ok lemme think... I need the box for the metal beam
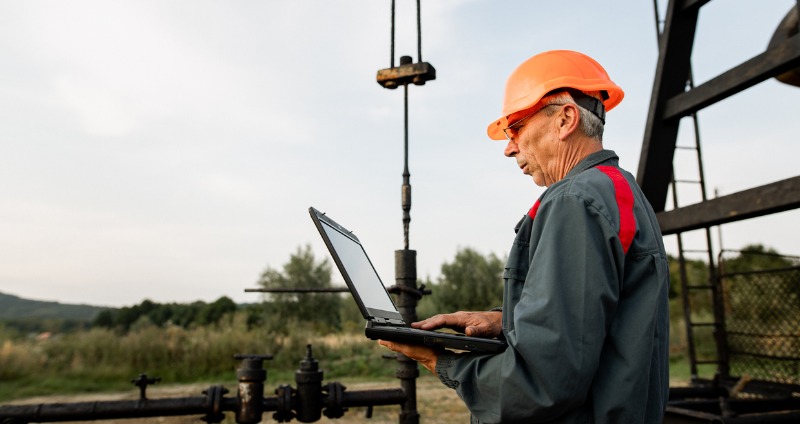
[637,0,701,212]
[681,0,711,12]
[657,176,800,235]
[663,33,800,120]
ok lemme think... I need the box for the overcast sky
[2,1,799,307]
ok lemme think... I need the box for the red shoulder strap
[526,166,636,254]
[527,199,541,220]
[596,165,636,254]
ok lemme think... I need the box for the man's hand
[378,311,502,374]
[378,340,440,373]
[412,311,502,338]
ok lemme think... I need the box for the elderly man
[380,50,670,423]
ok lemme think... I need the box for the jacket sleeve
[435,193,624,423]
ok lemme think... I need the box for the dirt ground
[1,376,469,424]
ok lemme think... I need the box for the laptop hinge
[372,317,405,326]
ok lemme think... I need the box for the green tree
[92,309,115,328]
[256,245,342,334]
[720,244,797,274]
[197,296,237,326]
[429,247,505,313]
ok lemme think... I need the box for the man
[380,50,670,423]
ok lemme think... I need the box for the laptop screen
[317,218,398,313]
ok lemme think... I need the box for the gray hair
[541,90,605,141]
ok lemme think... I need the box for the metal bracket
[131,373,161,400]
[377,56,436,89]
[387,283,431,300]
[201,385,229,423]
[322,382,348,419]
[273,385,295,423]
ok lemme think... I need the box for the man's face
[503,105,558,187]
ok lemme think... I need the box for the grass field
[1,310,699,422]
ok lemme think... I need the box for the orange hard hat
[486,50,624,140]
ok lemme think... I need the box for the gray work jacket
[436,150,670,423]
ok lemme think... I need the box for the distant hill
[0,291,106,321]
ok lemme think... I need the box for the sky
[2,1,799,308]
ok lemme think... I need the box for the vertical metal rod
[685,70,728,379]
[652,0,662,45]
[402,82,411,250]
[416,0,422,62]
[390,0,396,67]
[715,188,724,251]
[672,176,699,379]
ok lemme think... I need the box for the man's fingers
[413,311,502,338]
[414,313,465,330]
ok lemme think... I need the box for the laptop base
[365,322,507,354]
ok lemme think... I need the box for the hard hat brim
[485,50,624,141]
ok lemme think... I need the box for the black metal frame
[645,0,800,422]
[639,0,800,218]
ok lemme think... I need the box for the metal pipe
[244,287,349,293]
[394,249,420,424]
[0,396,237,423]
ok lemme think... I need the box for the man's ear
[556,103,580,141]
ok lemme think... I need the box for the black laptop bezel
[309,206,508,354]
[308,207,405,324]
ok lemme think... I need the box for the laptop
[309,206,507,354]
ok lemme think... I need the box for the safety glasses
[502,104,561,142]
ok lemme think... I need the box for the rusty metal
[376,59,436,89]
[0,346,408,424]
[234,354,270,424]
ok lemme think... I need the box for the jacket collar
[564,149,619,179]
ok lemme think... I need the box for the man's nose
[504,139,518,157]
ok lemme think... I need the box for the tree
[429,247,505,313]
[197,296,237,326]
[256,244,342,333]
[92,309,115,328]
[720,244,797,274]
